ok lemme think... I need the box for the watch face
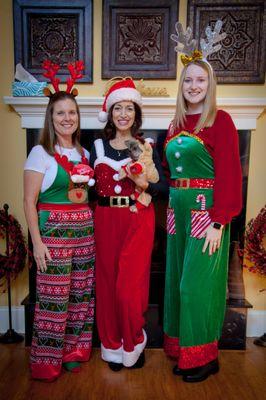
[213,222,222,229]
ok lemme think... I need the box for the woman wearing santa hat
[89,77,168,371]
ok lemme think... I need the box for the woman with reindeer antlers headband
[89,77,168,371]
[23,61,95,382]
[163,21,242,382]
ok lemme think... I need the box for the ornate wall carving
[13,0,93,82]
[102,0,179,79]
[187,0,266,83]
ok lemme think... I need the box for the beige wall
[0,0,265,308]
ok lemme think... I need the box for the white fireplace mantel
[3,96,266,130]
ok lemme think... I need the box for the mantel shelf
[3,96,266,130]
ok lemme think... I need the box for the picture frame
[102,0,179,79]
[187,0,266,84]
[13,0,93,83]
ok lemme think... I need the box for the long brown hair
[173,60,217,133]
[103,102,143,140]
[39,91,82,155]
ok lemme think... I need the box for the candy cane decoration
[196,194,206,210]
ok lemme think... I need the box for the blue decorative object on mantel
[12,81,47,96]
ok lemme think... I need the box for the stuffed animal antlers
[171,20,227,66]
[42,60,85,97]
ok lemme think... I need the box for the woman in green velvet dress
[163,59,242,382]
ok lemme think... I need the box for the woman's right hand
[33,242,52,272]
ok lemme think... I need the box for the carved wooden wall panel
[102,0,179,79]
[187,0,265,83]
[13,0,93,82]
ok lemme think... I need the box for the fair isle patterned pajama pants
[30,207,95,380]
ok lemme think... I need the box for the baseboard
[0,307,265,337]
[0,306,25,333]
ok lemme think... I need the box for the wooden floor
[0,339,265,400]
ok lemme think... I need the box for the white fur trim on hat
[106,87,142,111]
[71,175,90,183]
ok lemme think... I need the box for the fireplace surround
[4,95,266,348]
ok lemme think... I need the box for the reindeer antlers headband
[171,20,227,66]
[42,60,85,97]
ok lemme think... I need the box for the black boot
[129,351,145,369]
[108,362,123,372]
[172,365,195,376]
[183,359,219,383]
[172,365,183,375]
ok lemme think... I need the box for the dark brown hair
[39,91,82,155]
[103,102,143,140]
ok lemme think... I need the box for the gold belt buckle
[178,178,190,189]
[110,196,129,207]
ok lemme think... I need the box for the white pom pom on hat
[88,178,95,187]
[98,78,142,123]
[98,110,108,123]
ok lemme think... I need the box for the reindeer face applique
[54,154,95,204]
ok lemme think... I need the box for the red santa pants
[94,203,155,366]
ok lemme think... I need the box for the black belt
[98,196,135,208]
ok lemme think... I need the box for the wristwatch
[211,222,224,230]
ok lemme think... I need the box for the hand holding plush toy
[115,139,159,212]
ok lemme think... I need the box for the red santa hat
[98,78,142,123]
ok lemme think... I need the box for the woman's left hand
[202,225,223,256]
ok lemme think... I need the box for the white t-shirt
[24,144,90,193]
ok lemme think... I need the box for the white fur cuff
[101,343,123,363]
[122,329,147,367]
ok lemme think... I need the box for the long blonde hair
[173,60,217,133]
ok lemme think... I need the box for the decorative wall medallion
[13,0,93,82]
[187,0,265,83]
[102,0,179,79]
